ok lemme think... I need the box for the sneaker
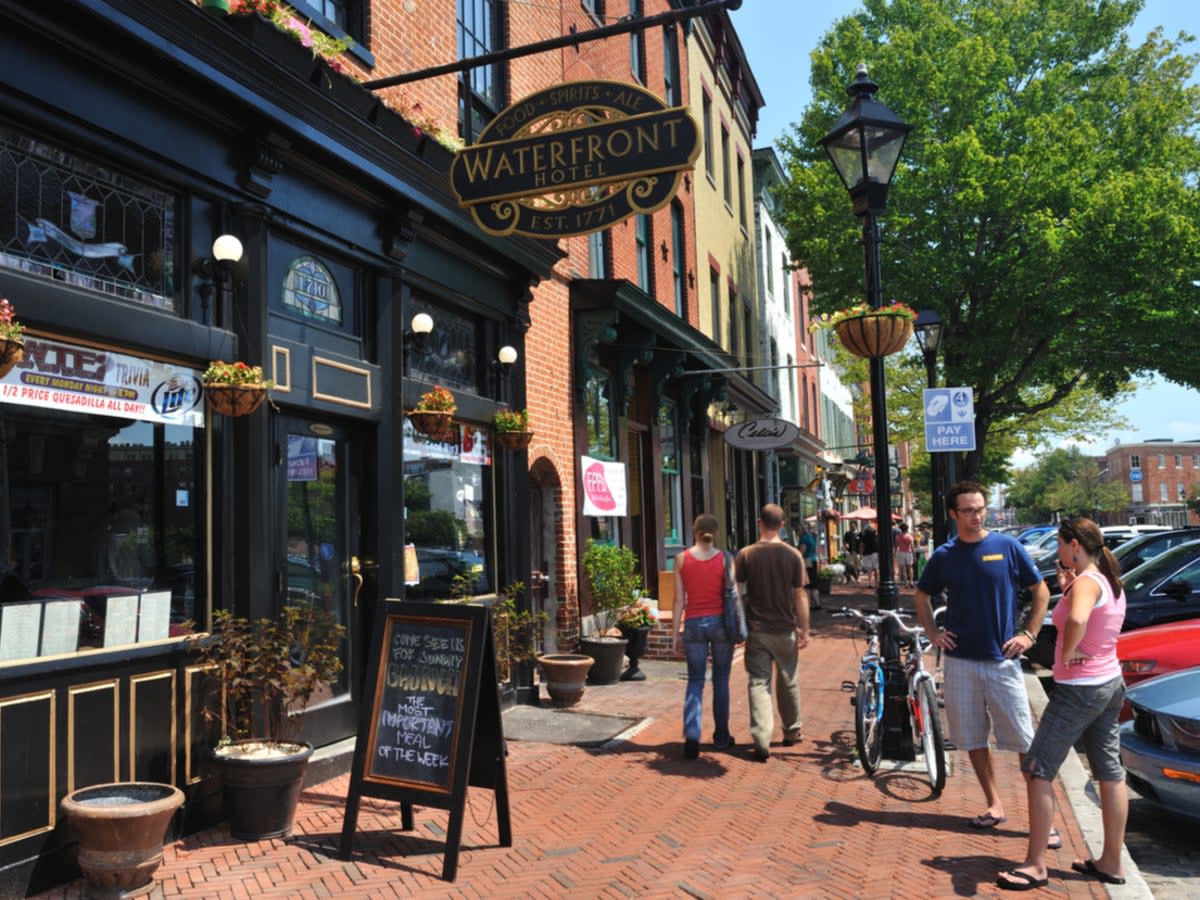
[782,731,803,747]
[752,747,770,763]
[714,736,737,750]
[683,739,699,760]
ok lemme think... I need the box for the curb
[1025,670,1153,899]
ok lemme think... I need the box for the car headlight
[1121,659,1157,675]
[1166,715,1200,754]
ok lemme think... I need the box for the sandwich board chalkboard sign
[340,600,510,881]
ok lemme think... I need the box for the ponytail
[1098,545,1123,597]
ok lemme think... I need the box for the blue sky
[732,0,1200,460]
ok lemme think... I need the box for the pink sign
[581,455,627,517]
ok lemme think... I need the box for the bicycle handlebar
[833,607,929,636]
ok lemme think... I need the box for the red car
[1117,618,1200,720]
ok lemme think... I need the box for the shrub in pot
[579,540,644,684]
[192,601,345,839]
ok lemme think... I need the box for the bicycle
[834,607,947,794]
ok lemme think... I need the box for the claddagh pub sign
[450,81,700,239]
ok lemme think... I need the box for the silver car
[1120,665,1200,823]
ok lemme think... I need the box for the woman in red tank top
[673,513,737,760]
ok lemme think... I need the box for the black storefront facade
[0,1,558,891]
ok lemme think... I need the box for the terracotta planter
[0,337,23,379]
[835,314,914,358]
[205,384,268,417]
[536,653,594,706]
[495,430,534,451]
[61,781,184,899]
[214,740,313,841]
[408,410,456,442]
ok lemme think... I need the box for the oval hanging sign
[724,417,802,451]
[450,80,700,239]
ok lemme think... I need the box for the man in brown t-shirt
[734,504,809,762]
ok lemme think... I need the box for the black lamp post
[820,64,911,617]
[914,309,948,547]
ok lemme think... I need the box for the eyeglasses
[953,506,986,517]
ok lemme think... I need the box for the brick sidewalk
[35,582,1114,899]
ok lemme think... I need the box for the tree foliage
[1005,446,1127,521]
[776,0,1200,480]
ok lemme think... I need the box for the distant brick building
[1103,440,1200,527]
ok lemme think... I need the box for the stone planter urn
[536,653,594,706]
[578,635,629,685]
[617,625,651,681]
[61,781,184,899]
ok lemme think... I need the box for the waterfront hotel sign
[450,81,700,239]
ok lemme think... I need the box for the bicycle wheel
[915,677,947,794]
[855,677,883,774]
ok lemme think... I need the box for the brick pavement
[34,582,1120,899]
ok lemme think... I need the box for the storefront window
[0,124,177,311]
[402,420,493,599]
[409,299,479,394]
[585,371,614,458]
[0,336,203,661]
[658,400,681,546]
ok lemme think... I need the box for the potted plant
[0,298,24,379]
[616,598,657,681]
[490,581,547,684]
[810,300,917,358]
[493,407,534,451]
[192,601,345,840]
[408,384,457,442]
[579,540,642,685]
[815,566,835,597]
[203,360,273,417]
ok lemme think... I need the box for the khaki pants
[744,629,802,754]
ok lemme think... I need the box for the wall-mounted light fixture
[660,240,669,261]
[193,233,243,323]
[492,344,519,401]
[404,312,434,356]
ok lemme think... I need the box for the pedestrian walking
[796,520,821,610]
[860,522,879,585]
[895,522,916,587]
[913,482,1052,837]
[843,522,862,583]
[673,513,737,760]
[734,504,808,762]
[996,516,1128,891]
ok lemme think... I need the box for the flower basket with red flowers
[408,384,457,441]
[203,360,273,417]
[809,301,917,358]
[0,298,26,380]
[493,407,533,450]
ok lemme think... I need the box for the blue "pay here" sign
[924,387,976,452]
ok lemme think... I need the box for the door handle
[350,555,364,607]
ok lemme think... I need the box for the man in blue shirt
[914,482,1050,833]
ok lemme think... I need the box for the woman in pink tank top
[997,517,1128,891]
[673,513,736,760]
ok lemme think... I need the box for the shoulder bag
[722,550,748,643]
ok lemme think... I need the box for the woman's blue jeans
[682,614,734,745]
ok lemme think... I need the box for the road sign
[924,387,976,452]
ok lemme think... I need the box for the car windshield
[1122,540,1200,595]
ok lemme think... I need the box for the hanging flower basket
[206,384,268,417]
[0,298,25,379]
[835,313,914,358]
[0,337,23,380]
[408,410,456,442]
[495,430,534,451]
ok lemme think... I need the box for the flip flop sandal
[1047,829,1062,850]
[997,870,1048,891]
[1071,859,1125,885]
[968,812,1007,828]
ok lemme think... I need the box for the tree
[777,0,1200,481]
[1006,446,1127,521]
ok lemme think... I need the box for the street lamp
[820,63,911,617]
[914,309,948,547]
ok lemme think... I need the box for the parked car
[1120,666,1200,823]
[1025,539,1200,669]
[1016,525,1056,546]
[1113,528,1200,573]
[1116,618,1200,720]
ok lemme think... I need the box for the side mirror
[1162,580,1192,602]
